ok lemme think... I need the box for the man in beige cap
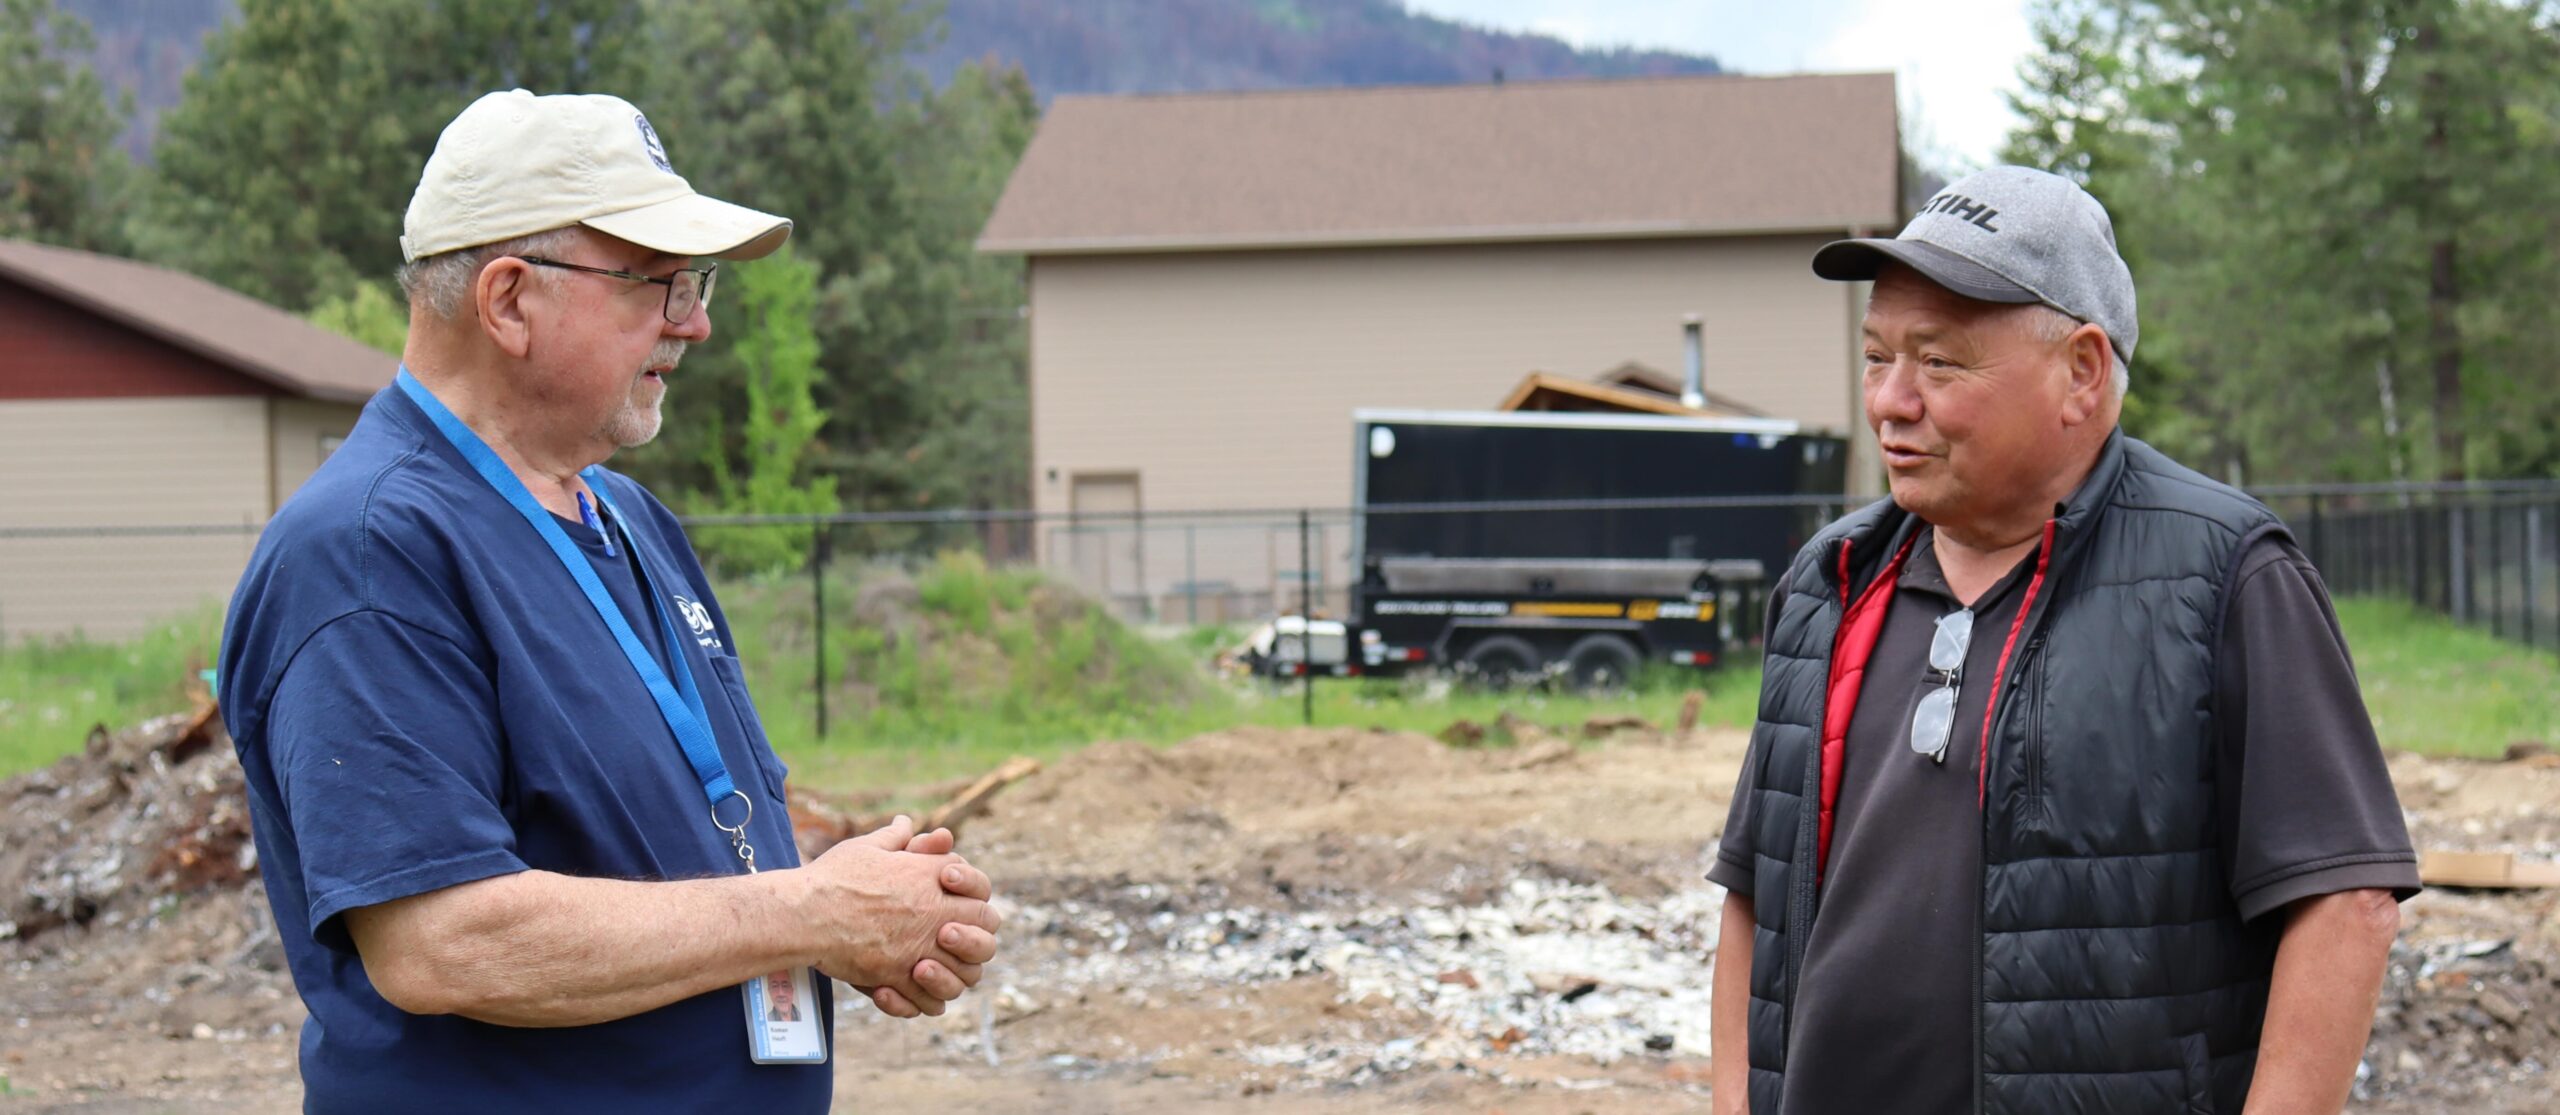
[219,90,995,1112]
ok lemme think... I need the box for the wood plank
[2420,850,2560,888]
[923,756,1044,834]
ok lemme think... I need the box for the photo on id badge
[744,966,826,1064]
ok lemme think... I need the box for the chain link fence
[6,481,2555,737]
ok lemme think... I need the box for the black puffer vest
[1738,432,2289,1114]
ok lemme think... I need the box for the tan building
[979,73,1900,618]
[0,239,394,640]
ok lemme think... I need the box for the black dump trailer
[1263,408,1846,687]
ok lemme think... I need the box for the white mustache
[647,340,687,372]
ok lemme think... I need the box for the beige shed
[976,72,1902,617]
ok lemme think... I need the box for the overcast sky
[1401,0,2036,170]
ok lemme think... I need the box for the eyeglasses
[515,256,718,324]
[1908,607,1973,764]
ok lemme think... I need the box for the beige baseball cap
[399,89,791,263]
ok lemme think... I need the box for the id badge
[743,967,828,1064]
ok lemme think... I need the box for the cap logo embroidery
[634,113,673,174]
[1922,192,2001,233]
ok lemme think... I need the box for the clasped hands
[793,814,1002,1018]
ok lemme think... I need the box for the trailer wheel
[1563,634,1642,692]
[1457,635,1542,690]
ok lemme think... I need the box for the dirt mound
[2390,750,2560,852]
[1001,727,1462,832]
[973,724,1748,911]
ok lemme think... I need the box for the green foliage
[131,0,650,311]
[2005,0,2560,482]
[306,278,408,355]
[688,246,841,576]
[0,0,133,252]
[621,0,1038,519]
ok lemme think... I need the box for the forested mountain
[912,0,1718,95]
[61,0,1720,154]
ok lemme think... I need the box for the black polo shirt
[1708,528,2418,1115]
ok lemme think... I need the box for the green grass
[2,586,2552,787]
[2334,597,2560,759]
[0,605,222,775]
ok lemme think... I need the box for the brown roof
[0,239,394,404]
[979,72,1900,255]
[1588,361,1769,416]
[1499,368,1769,419]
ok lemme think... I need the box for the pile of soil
[978,723,1744,910]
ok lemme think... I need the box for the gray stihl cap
[1813,165,2137,367]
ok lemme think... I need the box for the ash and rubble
[2357,894,2560,1106]
[2,706,262,949]
[980,872,1728,1078]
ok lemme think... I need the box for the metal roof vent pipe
[1680,313,1706,410]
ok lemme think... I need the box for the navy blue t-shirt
[219,385,828,1113]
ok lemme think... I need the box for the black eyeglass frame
[514,255,718,324]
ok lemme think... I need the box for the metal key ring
[709,789,754,836]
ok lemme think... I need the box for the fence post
[2491,501,2507,640]
[811,526,830,742]
[2411,506,2429,613]
[1134,506,1151,623]
[2305,493,2324,571]
[2530,503,2546,649]
[1299,509,1313,728]
[2450,504,2470,624]
[2359,509,2373,596]
[1185,523,1198,625]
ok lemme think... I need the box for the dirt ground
[3,713,2557,1113]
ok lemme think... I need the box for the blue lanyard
[394,369,758,865]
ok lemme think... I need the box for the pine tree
[0,0,133,252]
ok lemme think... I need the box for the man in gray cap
[220,91,997,1112]
[1705,166,2416,1115]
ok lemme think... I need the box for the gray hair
[394,227,580,320]
[2023,304,2129,399]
